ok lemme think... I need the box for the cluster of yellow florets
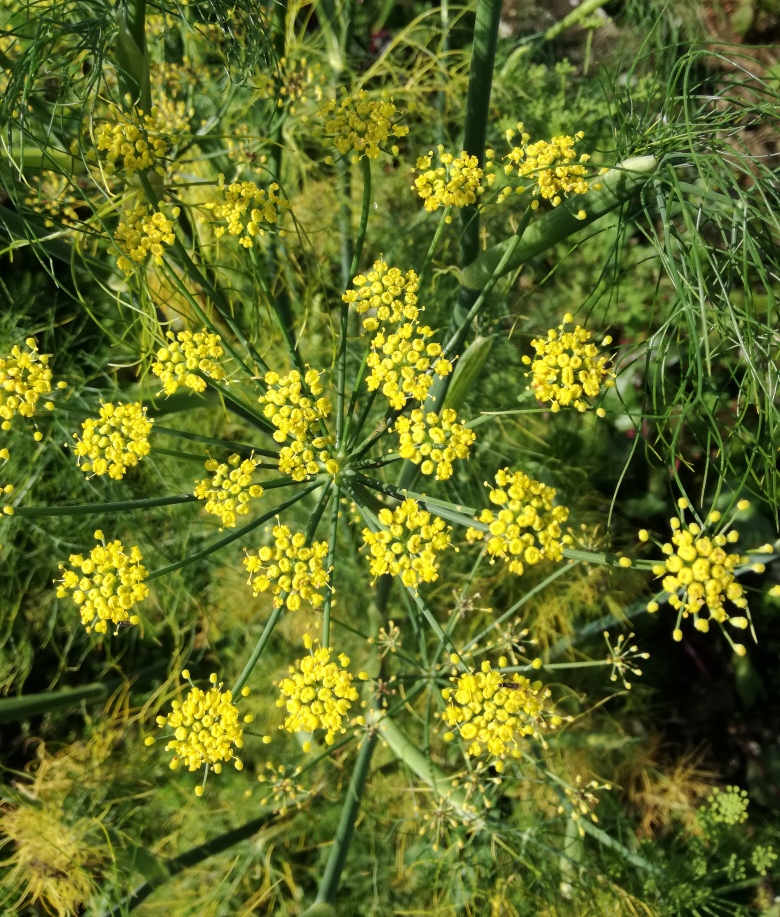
[258,368,338,480]
[466,469,572,575]
[645,499,767,649]
[73,401,153,479]
[342,260,420,332]
[1,338,64,431]
[392,408,475,480]
[193,453,264,529]
[257,56,323,112]
[204,175,289,248]
[412,147,494,220]
[276,634,367,748]
[366,323,453,410]
[151,329,226,395]
[114,204,179,273]
[55,532,149,634]
[153,672,253,791]
[94,105,172,177]
[522,313,615,413]
[500,125,592,212]
[441,659,561,768]
[243,525,330,610]
[317,88,409,161]
[361,498,451,587]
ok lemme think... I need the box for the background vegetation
[1,0,780,913]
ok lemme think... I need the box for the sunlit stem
[406,588,468,673]
[342,347,369,447]
[337,157,371,447]
[314,732,379,906]
[10,493,198,517]
[154,425,279,460]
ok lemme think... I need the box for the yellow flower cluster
[194,453,264,529]
[257,56,323,113]
[393,408,475,480]
[342,259,420,333]
[258,368,338,480]
[114,204,179,273]
[361,498,451,587]
[204,175,289,248]
[500,124,591,210]
[276,633,366,747]
[366,322,453,410]
[646,500,763,648]
[522,313,615,412]
[55,532,148,634]
[317,88,409,161]
[1,338,63,431]
[94,105,172,177]
[442,659,561,767]
[412,147,494,220]
[151,329,226,395]
[73,401,153,479]
[466,469,572,575]
[243,525,330,610]
[154,672,252,790]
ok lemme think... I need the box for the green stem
[418,206,451,285]
[459,0,502,268]
[9,493,198,517]
[320,483,341,646]
[147,480,316,580]
[154,425,278,459]
[337,157,371,446]
[231,605,285,695]
[543,0,606,41]
[314,733,378,905]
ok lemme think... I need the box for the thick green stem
[314,733,378,905]
[459,0,502,269]
[544,0,606,41]
[460,156,659,291]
